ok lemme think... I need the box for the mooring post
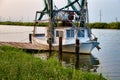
[48,0,53,58]
[29,34,32,43]
[59,36,62,62]
[49,38,52,58]
[75,38,80,69]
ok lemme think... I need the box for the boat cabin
[55,27,86,39]
[54,27,89,45]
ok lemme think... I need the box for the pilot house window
[66,30,74,38]
[77,30,84,37]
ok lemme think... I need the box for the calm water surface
[0,25,120,80]
[92,29,120,80]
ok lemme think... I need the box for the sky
[0,0,120,23]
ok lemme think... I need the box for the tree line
[88,22,120,29]
[0,21,48,27]
[0,21,120,29]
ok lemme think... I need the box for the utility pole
[8,16,11,21]
[0,16,1,22]
[75,38,80,69]
[115,17,118,23]
[100,10,102,22]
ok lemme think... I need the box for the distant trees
[0,21,49,27]
[88,22,108,29]
[88,22,120,29]
[0,21,120,29]
[108,22,120,29]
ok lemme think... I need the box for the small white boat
[31,0,100,54]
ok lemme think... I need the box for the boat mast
[80,0,88,28]
[48,0,54,43]
[86,0,89,25]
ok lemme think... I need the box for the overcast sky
[0,0,120,22]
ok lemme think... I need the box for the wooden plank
[0,41,49,51]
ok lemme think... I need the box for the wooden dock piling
[29,34,32,43]
[49,38,52,57]
[75,39,80,69]
[59,37,62,62]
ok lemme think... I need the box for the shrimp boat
[31,0,100,54]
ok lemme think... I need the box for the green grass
[0,46,106,80]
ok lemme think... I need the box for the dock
[0,41,49,52]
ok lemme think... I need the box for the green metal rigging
[38,0,85,20]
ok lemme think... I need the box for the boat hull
[32,37,99,54]
[53,41,99,54]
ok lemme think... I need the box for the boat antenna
[100,10,102,22]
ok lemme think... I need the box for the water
[0,25,45,42]
[0,25,120,80]
[92,29,120,80]
[0,25,33,42]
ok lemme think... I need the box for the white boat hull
[53,42,99,54]
[32,37,99,54]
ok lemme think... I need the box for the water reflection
[34,52,100,72]
[61,53,100,71]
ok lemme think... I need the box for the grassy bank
[0,46,106,80]
[0,21,120,29]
